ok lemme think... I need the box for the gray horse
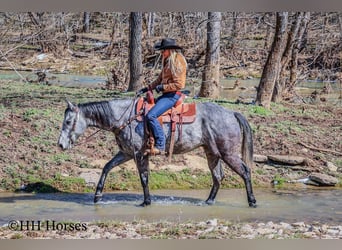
[58,98,257,207]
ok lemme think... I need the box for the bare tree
[199,12,221,98]
[147,12,155,37]
[28,12,59,54]
[127,12,143,91]
[287,12,310,94]
[272,12,304,102]
[339,13,342,36]
[256,12,288,108]
[228,12,239,49]
[105,14,119,59]
[83,12,91,33]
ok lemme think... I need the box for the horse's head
[58,100,87,150]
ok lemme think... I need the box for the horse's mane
[78,100,118,128]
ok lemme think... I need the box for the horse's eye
[66,121,71,125]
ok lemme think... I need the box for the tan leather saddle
[136,92,196,161]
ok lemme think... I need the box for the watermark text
[7,220,88,232]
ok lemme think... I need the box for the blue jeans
[146,92,181,151]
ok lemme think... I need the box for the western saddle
[136,90,196,161]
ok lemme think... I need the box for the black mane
[79,101,115,128]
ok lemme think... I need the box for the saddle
[136,91,196,161]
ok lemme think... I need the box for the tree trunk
[199,12,221,98]
[105,15,118,59]
[288,12,310,92]
[147,12,155,37]
[338,13,342,36]
[127,12,143,91]
[263,13,275,50]
[272,12,303,102]
[228,12,238,49]
[256,12,288,108]
[83,12,91,33]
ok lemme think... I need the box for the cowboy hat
[154,38,183,50]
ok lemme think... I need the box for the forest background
[0,12,341,104]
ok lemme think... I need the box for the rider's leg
[146,92,180,151]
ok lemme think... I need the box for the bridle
[68,106,80,145]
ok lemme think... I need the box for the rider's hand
[155,84,164,93]
[136,87,148,96]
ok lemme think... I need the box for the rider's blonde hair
[163,50,187,75]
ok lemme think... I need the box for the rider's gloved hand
[136,87,149,96]
[155,84,164,93]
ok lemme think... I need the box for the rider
[137,38,187,155]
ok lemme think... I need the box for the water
[217,78,341,104]
[1,188,341,226]
[0,70,106,88]
[1,70,340,104]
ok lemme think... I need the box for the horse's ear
[65,99,77,111]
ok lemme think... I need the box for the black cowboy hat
[154,38,183,50]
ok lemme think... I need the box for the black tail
[234,112,254,168]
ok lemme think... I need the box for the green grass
[272,174,287,187]
[104,169,216,191]
[51,153,72,165]
[249,105,273,116]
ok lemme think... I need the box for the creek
[1,70,341,104]
[0,188,341,226]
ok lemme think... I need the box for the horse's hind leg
[94,151,131,203]
[221,154,257,207]
[205,150,224,205]
[136,153,151,206]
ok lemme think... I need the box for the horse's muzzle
[58,135,72,150]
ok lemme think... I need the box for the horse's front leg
[136,153,151,206]
[94,151,131,203]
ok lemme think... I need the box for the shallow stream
[1,70,341,105]
[1,188,341,226]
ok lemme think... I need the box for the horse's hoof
[94,194,102,203]
[249,202,257,208]
[205,199,215,205]
[138,201,151,207]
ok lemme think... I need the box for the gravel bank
[1,220,341,239]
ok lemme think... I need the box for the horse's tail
[234,112,254,168]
